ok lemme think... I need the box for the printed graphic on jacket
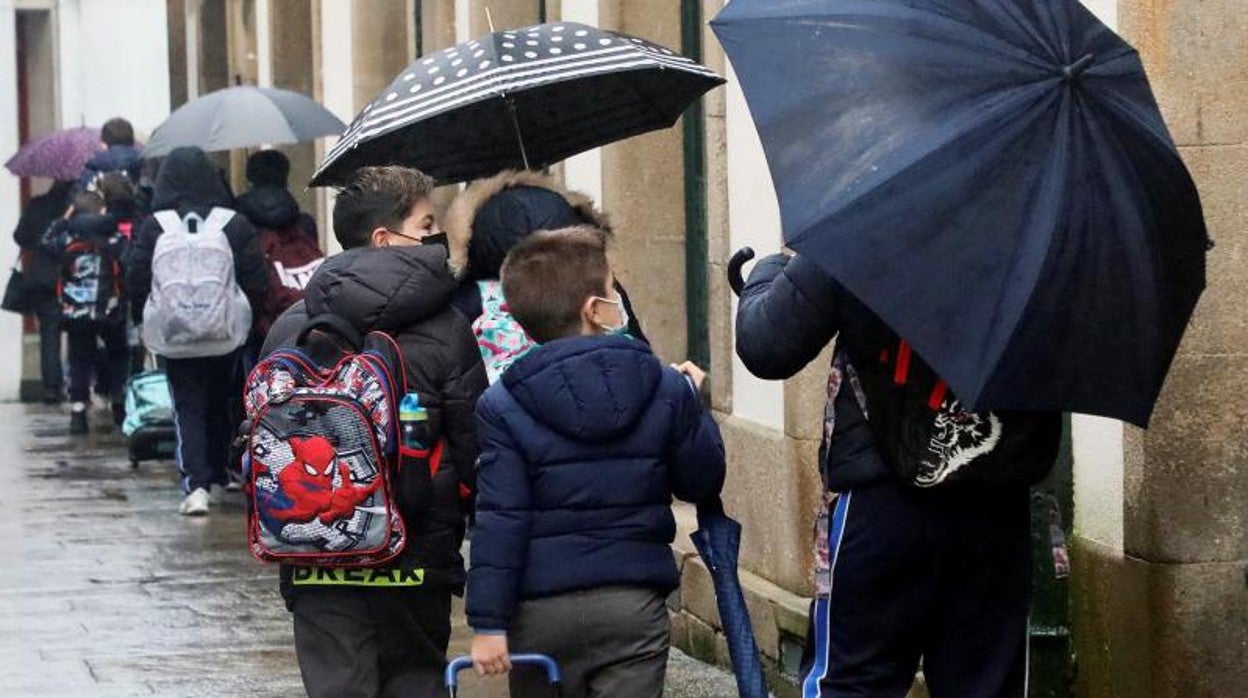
[473,280,536,384]
[274,259,323,291]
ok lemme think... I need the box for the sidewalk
[0,403,738,696]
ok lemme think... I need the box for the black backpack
[837,338,1061,487]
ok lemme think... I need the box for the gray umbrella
[144,86,345,158]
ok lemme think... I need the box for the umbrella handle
[727,247,755,297]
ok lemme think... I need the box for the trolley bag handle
[445,653,561,693]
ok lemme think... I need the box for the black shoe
[111,402,126,427]
[69,410,88,435]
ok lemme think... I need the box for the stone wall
[1072,2,1248,696]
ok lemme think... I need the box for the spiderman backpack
[242,315,415,567]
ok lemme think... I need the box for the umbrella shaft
[505,97,531,170]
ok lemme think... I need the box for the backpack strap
[153,210,183,234]
[203,207,236,234]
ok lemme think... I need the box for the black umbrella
[712,0,1207,427]
[310,22,723,186]
[690,498,769,698]
[144,86,345,158]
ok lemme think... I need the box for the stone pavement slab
[0,403,739,697]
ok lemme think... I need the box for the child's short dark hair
[500,226,611,343]
[332,166,435,250]
[101,118,135,147]
[72,191,105,215]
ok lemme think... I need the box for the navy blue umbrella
[712,0,1207,427]
[691,498,768,698]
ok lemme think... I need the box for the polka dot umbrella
[310,22,724,186]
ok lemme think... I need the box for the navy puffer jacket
[466,335,725,631]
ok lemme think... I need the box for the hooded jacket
[736,253,1060,490]
[466,335,725,631]
[443,170,647,342]
[126,147,268,325]
[262,245,488,600]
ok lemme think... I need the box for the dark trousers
[800,481,1031,698]
[292,586,452,698]
[166,352,240,493]
[34,300,62,397]
[65,318,127,403]
[509,586,670,698]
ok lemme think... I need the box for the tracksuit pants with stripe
[800,480,1031,698]
[166,351,241,493]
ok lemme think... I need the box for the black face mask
[421,231,449,252]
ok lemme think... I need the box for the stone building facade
[16,0,1227,695]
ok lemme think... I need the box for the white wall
[725,59,785,429]
[0,2,26,399]
[317,0,355,256]
[558,0,602,207]
[1071,0,1124,551]
[60,0,171,138]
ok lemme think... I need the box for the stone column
[598,0,689,362]
[1071,2,1248,695]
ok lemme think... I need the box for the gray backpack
[142,207,252,359]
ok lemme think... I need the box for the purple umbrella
[5,127,100,181]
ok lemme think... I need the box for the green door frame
[681,0,710,368]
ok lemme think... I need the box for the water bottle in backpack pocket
[396,391,445,517]
[143,207,252,359]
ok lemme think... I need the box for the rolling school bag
[122,369,177,468]
[444,654,562,697]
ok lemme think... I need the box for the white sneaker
[179,488,211,516]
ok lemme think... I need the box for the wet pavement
[1,403,738,697]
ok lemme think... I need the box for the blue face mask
[593,297,630,336]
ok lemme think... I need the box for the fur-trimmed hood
[443,170,610,281]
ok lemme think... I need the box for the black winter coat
[736,253,1060,490]
[263,245,488,599]
[126,147,268,324]
[466,335,725,631]
[12,183,73,296]
[235,184,318,242]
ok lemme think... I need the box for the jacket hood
[237,185,301,229]
[303,245,456,334]
[444,170,611,281]
[151,146,233,211]
[502,335,662,442]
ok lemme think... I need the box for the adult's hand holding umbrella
[712,0,1208,427]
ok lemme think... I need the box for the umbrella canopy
[5,127,100,181]
[712,0,1207,427]
[690,499,769,698]
[144,86,345,158]
[311,22,723,186]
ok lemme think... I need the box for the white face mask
[592,296,630,335]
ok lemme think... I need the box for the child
[262,166,487,698]
[467,226,725,697]
[41,191,128,433]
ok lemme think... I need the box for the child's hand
[673,361,707,392]
[471,633,511,676]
